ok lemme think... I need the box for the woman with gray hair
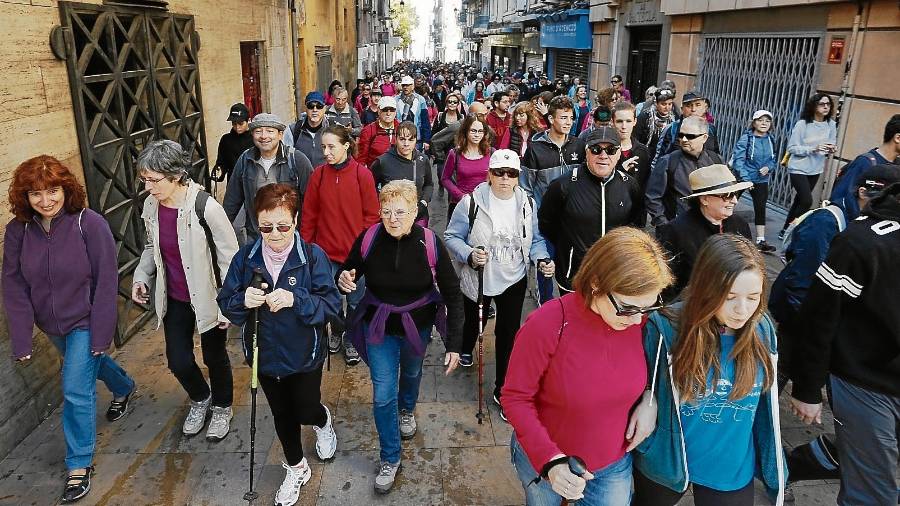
[131,140,240,441]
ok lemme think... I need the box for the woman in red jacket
[301,124,381,366]
[503,227,673,505]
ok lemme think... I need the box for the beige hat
[683,164,753,199]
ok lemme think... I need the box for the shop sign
[540,11,591,50]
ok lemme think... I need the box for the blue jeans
[48,329,135,470]
[511,434,633,506]
[366,328,431,464]
[328,259,366,336]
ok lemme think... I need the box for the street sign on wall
[540,10,591,50]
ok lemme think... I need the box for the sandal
[106,385,135,422]
[60,466,93,503]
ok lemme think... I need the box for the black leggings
[462,276,527,401]
[783,173,820,230]
[259,368,327,466]
[748,182,769,227]
[632,468,755,506]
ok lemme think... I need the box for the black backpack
[194,190,222,288]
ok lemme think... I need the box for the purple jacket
[3,209,119,359]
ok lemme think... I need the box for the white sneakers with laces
[313,404,338,460]
[182,395,210,436]
[274,459,311,506]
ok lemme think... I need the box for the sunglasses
[714,191,740,201]
[588,144,620,156]
[381,107,396,112]
[306,103,325,110]
[608,293,665,317]
[678,132,706,141]
[490,167,520,178]
[447,100,460,105]
[258,224,293,234]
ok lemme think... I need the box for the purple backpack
[361,223,438,282]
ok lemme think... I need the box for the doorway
[626,26,661,102]
[240,42,264,117]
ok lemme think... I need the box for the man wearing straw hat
[656,164,752,299]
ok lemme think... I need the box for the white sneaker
[313,405,337,460]
[205,406,232,441]
[274,459,311,506]
[374,460,401,494]
[182,395,210,436]
[399,410,417,440]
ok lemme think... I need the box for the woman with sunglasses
[655,164,752,300]
[633,234,786,506]
[218,183,341,506]
[444,149,554,416]
[503,227,673,505]
[441,114,494,218]
[338,179,463,494]
[432,91,466,136]
[779,93,837,239]
[132,140,239,442]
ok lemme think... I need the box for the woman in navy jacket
[217,183,341,506]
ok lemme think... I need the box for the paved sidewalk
[0,196,841,506]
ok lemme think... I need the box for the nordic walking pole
[475,246,486,425]
[244,268,266,503]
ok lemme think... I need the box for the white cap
[752,109,773,120]
[476,72,484,79]
[488,149,521,170]
[400,75,415,85]
[377,96,396,110]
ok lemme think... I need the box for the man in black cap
[538,126,644,295]
[652,90,720,166]
[212,103,254,183]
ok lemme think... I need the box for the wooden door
[240,42,263,117]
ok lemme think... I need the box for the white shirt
[483,192,526,295]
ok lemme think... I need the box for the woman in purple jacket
[2,156,136,504]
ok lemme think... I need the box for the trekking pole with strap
[244,268,267,503]
[475,246,486,425]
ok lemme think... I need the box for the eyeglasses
[607,293,665,317]
[469,128,485,134]
[139,175,167,184]
[258,224,293,234]
[306,102,325,110]
[678,132,706,141]
[714,191,740,201]
[489,167,520,178]
[611,80,622,85]
[380,208,411,219]
[588,144,620,156]
[817,101,831,106]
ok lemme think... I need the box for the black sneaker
[778,229,786,241]
[106,385,135,422]
[60,466,93,503]
[756,240,777,253]
[458,354,473,367]
[485,306,496,320]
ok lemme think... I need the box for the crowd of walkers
[4,58,900,506]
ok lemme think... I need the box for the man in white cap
[358,96,400,167]
[396,75,432,151]
[223,112,314,242]
[655,163,752,298]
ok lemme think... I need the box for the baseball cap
[585,126,621,148]
[305,91,325,106]
[681,91,704,104]
[856,164,900,193]
[488,149,521,170]
[226,103,250,122]
[752,109,774,121]
[248,113,286,132]
[400,75,414,85]
[377,96,396,110]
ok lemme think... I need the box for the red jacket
[300,157,380,263]
[357,120,400,167]
[485,110,512,148]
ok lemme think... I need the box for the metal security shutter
[554,50,590,82]
[525,53,544,74]
[698,33,822,210]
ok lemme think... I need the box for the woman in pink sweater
[440,114,493,217]
[503,227,674,505]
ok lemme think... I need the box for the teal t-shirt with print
[680,332,764,491]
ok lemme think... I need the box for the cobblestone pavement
[0,195,841,505]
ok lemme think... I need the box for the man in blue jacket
[829,114,900,218]
[396,75,432,152]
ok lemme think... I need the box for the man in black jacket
[538,127,643,294]
[645,116,723,226]
[655,164,751,299]
[789,183,900,506]
[212,103,255,183]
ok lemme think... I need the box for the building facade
[357,0,393,77]
[296,0,358,99]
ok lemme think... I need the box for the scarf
[263,234,295,283]
[647,106,675,144]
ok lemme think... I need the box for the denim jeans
[328,259,366,336]
[48,329,135,471]
[366,328,431,464]
[511,434,633,506]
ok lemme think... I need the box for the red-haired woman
[2,156,136,504]
[218,183,341,506]
[499,101,544,159]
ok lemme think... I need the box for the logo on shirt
[288,276,297,286]
[570,153,579,161]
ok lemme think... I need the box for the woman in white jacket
[444,149,555,422]
[131,140,239,441]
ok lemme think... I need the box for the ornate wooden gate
[55,2,210,345]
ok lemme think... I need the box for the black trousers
[462,276,527,401]
[163,298,233,407]
[259,368,327,466]
[783,173,820,230]
[748,182,769,227]
[632,468,755,506]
